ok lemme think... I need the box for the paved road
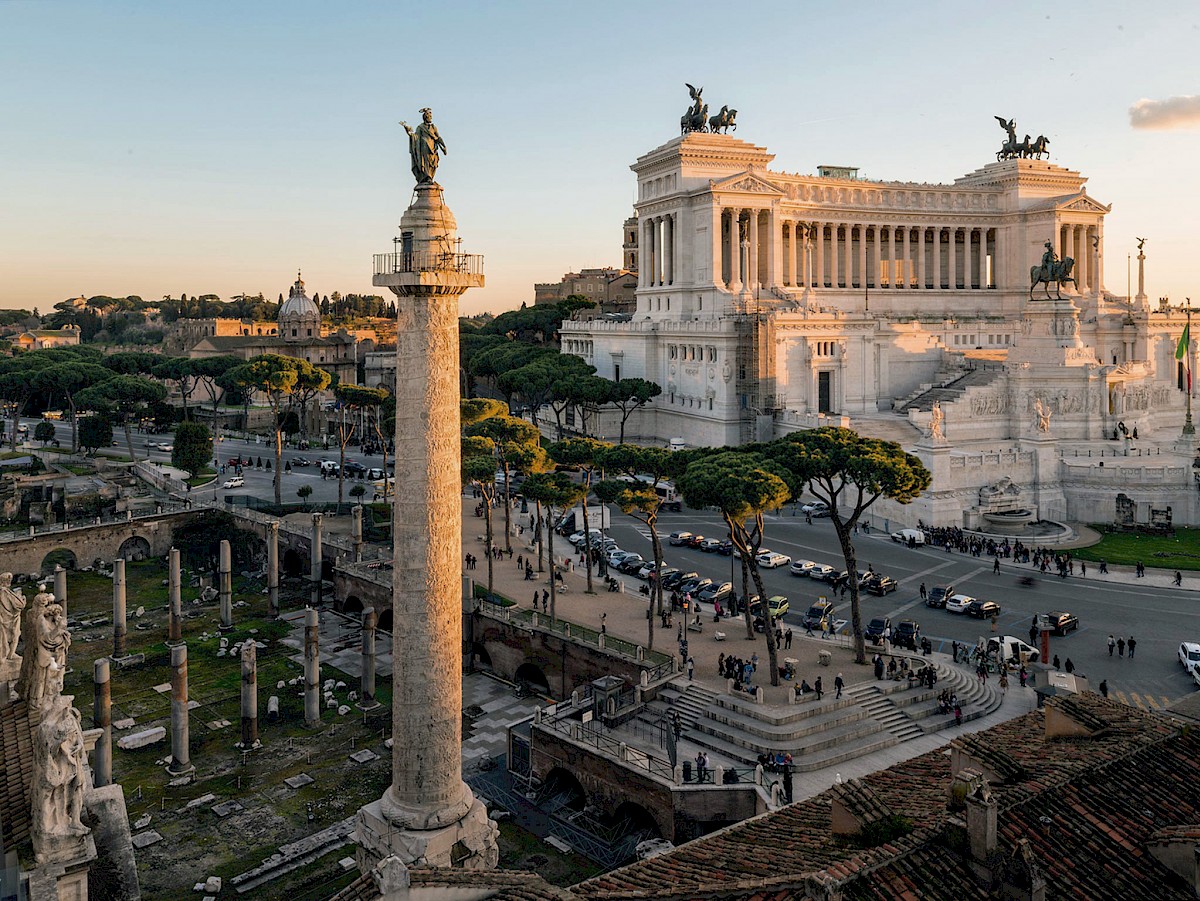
[598,506,1200,711]
[21,414,1199,709]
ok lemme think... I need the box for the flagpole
[1184,298,1195,437]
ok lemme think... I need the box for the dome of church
[279,272,320,321]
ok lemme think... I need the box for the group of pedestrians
[1106,634,1137,658]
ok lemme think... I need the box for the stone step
[697,715,886,758]
[792,733,900,773]
[714,691,864,726]
[704,701,870,743]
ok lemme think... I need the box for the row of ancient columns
[772,222,997,291]
[91,533,382,785]
[1059,223,1100,293]
[641,213,677,288]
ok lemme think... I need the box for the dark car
[648,566,679,584]
[1047,611,1079,635]
[617,555,646,574]
[716,540,734,556]
[967,599,1002,619]
[684,534,706,549]
[862,574,899,596]
[343,461,368,476]
[864,616,892,641]
[802,600,835,630]
[661,570,697,591]
[926,584,955,608]
[679,577,713,596]
[894,620,921,651]
[292,457,311,467]
[698,581,733,604]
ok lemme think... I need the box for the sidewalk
[464,496,904,703]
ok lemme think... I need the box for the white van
[320,460,339,476]
[988,636,1041,665]
[891,528,926,546]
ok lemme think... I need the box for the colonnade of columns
[1058,223,1100,293]
[641,213,677,288]
[770,222,998,291]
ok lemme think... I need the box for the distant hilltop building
[534,267,637,314]
[13,325,81,351]
[185,273,371,386]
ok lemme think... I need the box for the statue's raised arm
[401,108,447,186]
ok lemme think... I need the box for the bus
[616,475,682,512]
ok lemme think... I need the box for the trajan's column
[355,109,499,871]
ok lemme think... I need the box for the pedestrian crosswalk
[1112,690,1173,710]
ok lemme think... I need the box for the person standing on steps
[835,672,844,699]
[814,676,823,701]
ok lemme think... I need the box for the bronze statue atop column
[401,108,447,185]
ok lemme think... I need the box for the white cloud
[1129,95,1200,130]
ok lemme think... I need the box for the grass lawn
[186,466,216,487]
[1072,526,1200,570]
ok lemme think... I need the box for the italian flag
[1178,323,1191,393]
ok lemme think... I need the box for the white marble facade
[559,132,1200,527]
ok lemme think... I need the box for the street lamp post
[1185,299,1196,437]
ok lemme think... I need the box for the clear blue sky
[2,1,1198,316]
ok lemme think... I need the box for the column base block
[355,794,498,873]
[166,761,195,777]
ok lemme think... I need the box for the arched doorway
[473,644,493,671]
[540,767,586,814]
[342,595,363,615]
[610,800,663,843]
[514,662,550,696]
[376,608,393,632]
[39,549,77,575]
[116,536,152,561]
[282,549,304,578]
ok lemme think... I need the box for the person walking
[1052,654,1061,670]
[1064,658,1074,674]
[1117,637,1125,657]
[993,557,1000,575]
[686,657,695,680]
[834,672,845,699]
[814,676,823,701]
[1108,634,1116,656]
[954,703,963,727]
[1175,571,1183,587]
[784,627,793,650]
[1127,636,1136,659]
[999,672,1008,695]
[919,582,927,601]
[1099,679,1108,698]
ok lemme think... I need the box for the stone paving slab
[131,830,163,849]
[212,800,244,818]
[348,749,378,764]
[283,773,314,789]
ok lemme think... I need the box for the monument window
[292,328,297,337]
[307,329,313,337]
[614,364,621,382]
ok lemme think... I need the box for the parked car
[801,501,830,516]
[945,594,975,615]
[1180,642,1200,674]
[684,534,707,549]
[891,528,926,546]
[343,461,368,476]
[222,476,245,489]
[698,581,733,603]
[1046,611,1079,635]
[862,574,899,596]
[757,550,792,569]
[864,616,892,641]
[789,559,817,577]
[617,555,645,574]
[967,599,1002,619]
[716,540,734,556]
[808,563,836,581]
[668,531,693,546]
[606,549,631,565]
[679,577,713,596]
[893,620,921,651]
[661,570,696,592]
[367,467,391,480]
[751,595,790,621]
[292,457,312,467]
[988,635,1040,665]
[926,584,955,609]
[699,538,723,552]
[802,600,835,629]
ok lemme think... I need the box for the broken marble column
[112,558,127,658]
[219,539,232,629]
[167,547,182,644]
[310,513,323,608]
[239,640,259,749]
[93,659,112,787]
[167,644,192,774]
[360,609,377,708]
[304,607,320,727]
[352,504,363,562]
[53,564,67,620]
[267,521,280,619]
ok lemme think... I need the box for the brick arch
[116,535,152,561]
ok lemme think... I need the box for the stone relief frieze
[970,392,1011,416]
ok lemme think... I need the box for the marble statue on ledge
[928,401,946,442]
[32,692,91,864]
[1034,398,1052,433]
[400,108,446,186]
[17,591,70,714]
[0,572,26,663]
